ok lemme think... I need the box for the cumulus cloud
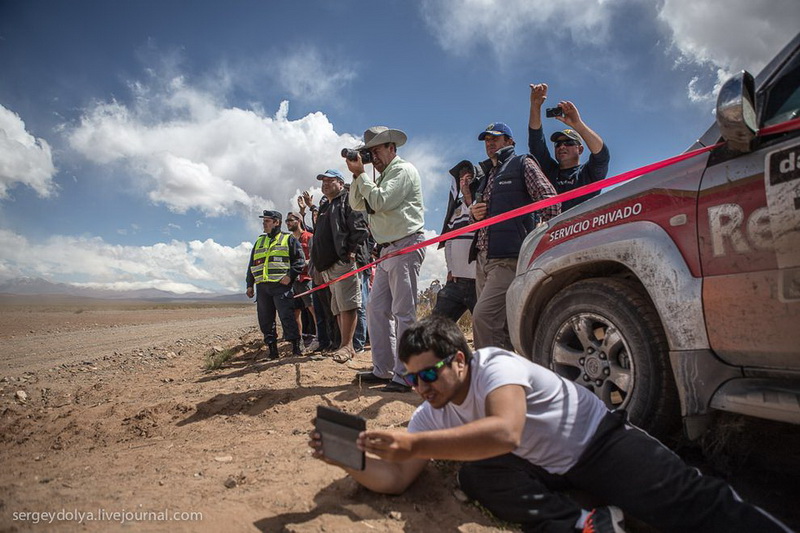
[419,0,614,59]
[67,75,364,217]
[658,0,800,103]
[0,229,251,293]
[0,104,57,199]
[66,65,452,228]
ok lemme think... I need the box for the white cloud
[67,75,364,217]
[658,0,800,103]
[418,229,447,291]
[419,0,614,59]
[275,46,358,102]
[0,105,57,199]
[658,0,799,72]
[0,229,251,293]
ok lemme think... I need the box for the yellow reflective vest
[250,232,291,284]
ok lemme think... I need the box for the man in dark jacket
[310,169,370,364]
[469,123,560,350]
[246,210,306,359]
[528,83,610,212]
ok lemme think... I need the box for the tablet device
[315,405,366,470]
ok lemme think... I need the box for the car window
[762,48,800,127]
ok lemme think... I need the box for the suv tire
[533,277,679,438]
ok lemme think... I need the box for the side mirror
[716,70,757,152]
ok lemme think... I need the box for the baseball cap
[259,210,282,220]
[316,169,345,182]
[478,122,514,141]
[550,129,583,145]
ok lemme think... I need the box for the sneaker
[352,371,392,385]
[305,339,320,353]
[583,506,625,533]
[381,381,412,393]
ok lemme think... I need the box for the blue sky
[1,0,798,294]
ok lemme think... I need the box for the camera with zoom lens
[545,106,563,118]
[341,148,373,164]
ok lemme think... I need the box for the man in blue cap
[246,210,306,359]
[469,122,560,350]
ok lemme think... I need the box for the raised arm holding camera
[528,83,610,212]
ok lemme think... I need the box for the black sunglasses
[554,140,580,147]
[400,354,456,387]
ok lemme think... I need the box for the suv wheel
[533,278,679,438]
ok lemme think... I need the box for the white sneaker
[305,339,320,353]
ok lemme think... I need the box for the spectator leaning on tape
[310,169,370,364]
[469,122,560,350]
[528,83,610,212]
[246,210,306,359]
[432,159,484,323]
[346,126,426,393]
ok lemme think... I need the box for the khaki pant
[472,251,517,350]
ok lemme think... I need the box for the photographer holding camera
[528,83,610,212]
[344,126,425,393]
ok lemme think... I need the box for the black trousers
[255,282,299,343]
[432,277,477,323]
[458,411,789,533]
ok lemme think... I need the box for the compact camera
[341,148,373,164]
[545,106,564,118]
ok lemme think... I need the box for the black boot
[267,342,279,360]
[291,339,303,356]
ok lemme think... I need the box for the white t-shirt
[407,347,608,474]
[443,202,475,279]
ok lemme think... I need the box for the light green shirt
[349,155,425,244]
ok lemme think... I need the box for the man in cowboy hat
[469,122,560,350]
[246,210,306,359]
[528,83,610,212]
[345,126,426,393]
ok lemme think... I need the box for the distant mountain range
[0,277,248,302]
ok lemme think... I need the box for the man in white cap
[345,126,425,393]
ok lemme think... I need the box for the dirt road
[0,299,797,532]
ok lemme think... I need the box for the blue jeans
[311,286,336,349]
[353,270,370,351]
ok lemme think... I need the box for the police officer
[246,210,306,358]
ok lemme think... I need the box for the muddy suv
[508,33,800,439]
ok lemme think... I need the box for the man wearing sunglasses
[310,316,789,533]
[528,83,610,212]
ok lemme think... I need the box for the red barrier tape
[295,117,800,298]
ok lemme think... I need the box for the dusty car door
[697,45,800,369]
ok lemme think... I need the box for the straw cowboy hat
[359,126,407,150]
